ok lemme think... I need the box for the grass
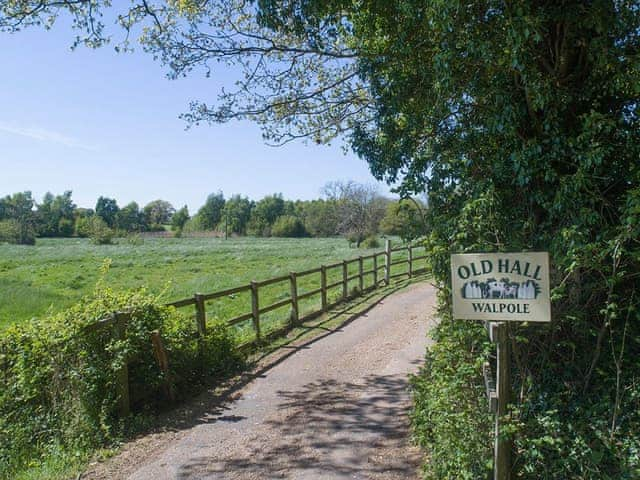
[0,236,417,329]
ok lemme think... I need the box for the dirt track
[85,281,436,480]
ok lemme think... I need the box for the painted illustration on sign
[461,279,540,299]
[450,252,551,322]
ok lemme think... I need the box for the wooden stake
[320,265,327,311]
[251,281,261,340]
[290,272,299,325]
[358,256,364,292]
[372,254,378,286]
[384,240,391,285]
[495,322,511,480]
[151,330,175,402]
[342,260,348,299]
[194,293,206,337]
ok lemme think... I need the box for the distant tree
[36,192,56,236]
[143,199,175,227]
[87,216,114,245]
[323,181,387,247]
[271,215,307,238]
[299,199,339,237]
[379,199,426,242]
[95,197,119,228]
[73,208,94,237]
[171,205,190,231]
[117,202,145,232]
[247,194,285,236]
[197,192,225,230]
[221,195,252,234]
[0,192,36,245]
[182,215,205,235]
[36,191,76,237]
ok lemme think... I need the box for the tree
[271,215,307,238]
[379,199,425,243]
[36,191,76,237]
[221,195,252,235]
[143,199,175,227]
[247,194,285,236]
[196,192,225,230]
[298,199,339,237]
[117,202,145,232]
[95,197,119,228]
[0,192,37,245]
[171,205,190,231]
[323,181,387,247]
[1,1,367,145]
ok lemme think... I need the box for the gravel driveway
[86,281,436,480]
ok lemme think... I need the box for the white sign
[451,252,551,322]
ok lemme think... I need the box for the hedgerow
[0,268,244,477]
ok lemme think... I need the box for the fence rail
[92,239,429,416]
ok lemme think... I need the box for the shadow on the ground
[175,374,420,479]
[135,277,427,435]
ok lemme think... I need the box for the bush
[58,218,75,237]
[88,216,114,245]
[75,216,92,237]
[0,219,36,245]
[182,216,205,235]
[361,235,380,249]
[0,219,20,244]
[271,215,306,237]
[0,274,244,478]
[411,307,493,479]
[126,233,144,246]
[345,231,364,247]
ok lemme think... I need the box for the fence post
[151,330,175,403]
[385,239,391,285]
[495,322,512,480]
[358,256,364,292]
[372,254,378,287]
[250,281,261,341]
[114,312,130,417]
[342,260,348,299]
[194,293,206,337]
[320,265,328,311]
[290,272,299,325]
[408,245,413,278]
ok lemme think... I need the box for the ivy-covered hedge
[0,276,244,477]
[411,297,493,479]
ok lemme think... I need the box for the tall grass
[0,237,398,328]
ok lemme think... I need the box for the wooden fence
[90,240,429,416]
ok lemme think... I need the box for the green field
[0,237,411,329]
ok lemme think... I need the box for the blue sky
[0,21,390,212]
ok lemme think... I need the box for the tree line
[0,181,425,246]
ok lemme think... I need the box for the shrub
[182,216,205,235]
[271,215,306,237]
[75,216,92,237]
[346,231,364,247]
[0,219,36,245]
[88,216,114,245]
[411,307,493,479]
[0,275,244,478]
[360,235,380,249]
[126,233,145,246]
[0,219,20,244]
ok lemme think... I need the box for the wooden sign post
[451,252,551,480]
